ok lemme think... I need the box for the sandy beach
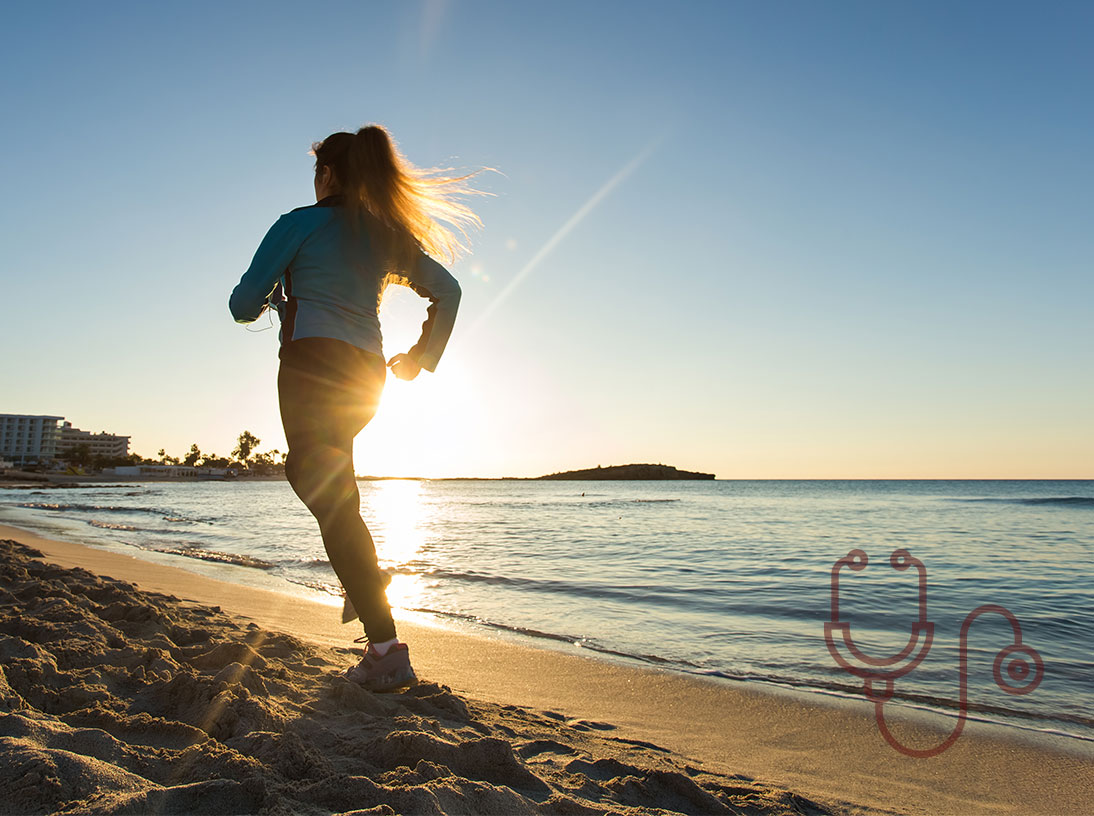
[1,522,1091,816]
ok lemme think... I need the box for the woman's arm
[229,215,304,324]
[400,252,462,373]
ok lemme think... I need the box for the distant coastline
[2,462,718,485]
[535,463,716,480]
[365,463,718,481]
[2,462,720,485]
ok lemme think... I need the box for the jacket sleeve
[402,251,462,372]
[229,215,304,324]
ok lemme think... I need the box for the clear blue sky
[2,1,1091,477]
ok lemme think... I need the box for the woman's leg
[278,338,396,643]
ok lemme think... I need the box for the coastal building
[56,421,130,460]
[0,414,63,465]
[106,465,237,479]
[109,465,200,478]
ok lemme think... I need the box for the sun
[352,356,486,478]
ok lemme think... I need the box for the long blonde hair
[312,126,484,276]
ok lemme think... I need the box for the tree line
[64,431,285,476]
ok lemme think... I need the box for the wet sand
[1,523,1091,815]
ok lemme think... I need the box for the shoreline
[2,489,1091,748]
[2,521,1092,814]
[5,503,1090,745]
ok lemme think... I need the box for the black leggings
[278,337,396,643]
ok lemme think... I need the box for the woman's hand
[387,353,422,381]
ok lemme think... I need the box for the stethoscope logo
[824,548,1045,757]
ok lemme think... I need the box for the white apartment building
[0,414,63,465]
[56,421,130,460]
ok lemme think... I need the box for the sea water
[2,479,1091,743]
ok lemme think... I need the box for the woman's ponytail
[312,124,484,273]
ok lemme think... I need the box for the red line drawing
[824,548,1044,757]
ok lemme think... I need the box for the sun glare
[361,479,427,611]
[353,357,487,478]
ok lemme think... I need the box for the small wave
[566,498,684,510]
[18,501,210,524]
[284,576,344,597]
[484,497,684,508]
[1018,496,1094,507]
[19,501,201,520]
[391,566,749,615]
[88,520,140,532]
[407,606,705,668]
[409,606,580,642]
[956,496,1094,508]
[153,546,275,571]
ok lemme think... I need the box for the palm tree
[232,431,261,468]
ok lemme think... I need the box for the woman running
[229,125,481,691]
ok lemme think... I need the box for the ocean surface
[2,479,1091,744]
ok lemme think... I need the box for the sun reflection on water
[362,479,428,611]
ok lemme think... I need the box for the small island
[535,463,715,480]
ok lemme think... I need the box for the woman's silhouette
[230,125,481,690]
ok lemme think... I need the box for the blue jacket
[229,196,461,372]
